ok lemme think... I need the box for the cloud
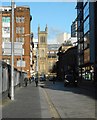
[48,27,64,41]
[47,38,57,44]
[33,38,38,43]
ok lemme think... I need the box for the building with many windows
[71,18,77,37]
[1,6,32,77]
[76,1,97,82]
[47,44,60,76]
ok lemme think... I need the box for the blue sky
[2,2,77,41]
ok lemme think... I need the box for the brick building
[1,6,32,77]
[0,9,2,60]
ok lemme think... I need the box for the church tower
[38,25,48,77]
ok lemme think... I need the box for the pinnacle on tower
[45,24,48,33]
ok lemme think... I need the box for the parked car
[39,76,46,81]
[64,73,78,87]
[48,76,53,81]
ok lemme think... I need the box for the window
[3,59,10,64]
[16,27,24,34]
[80,43,84,51]
[78,44,80,53]
[84,32,89,49]
[16,37,24,43]
[2,17,10,23]
[84,17,89,34]
[16,17,25,23]
[40,36,45,43]
[2,38,10,42]
[84,2,89,20]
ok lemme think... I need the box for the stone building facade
[38,25,48,77]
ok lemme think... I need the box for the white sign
[2,42,23,49]
[3,48,23,56]
[3,42,23,56]
[17,60,25,67]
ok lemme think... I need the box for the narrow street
[43,81,95,118]
[2,80,96,119]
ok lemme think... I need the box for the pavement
[2,82,51,119]
[1,80,97,119]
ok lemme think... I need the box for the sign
[2,42,23,56]
[17,60,25,67]
[2,42,22,49]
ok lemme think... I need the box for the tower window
[40,36,45,43]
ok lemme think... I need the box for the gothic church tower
[38,25,48,76]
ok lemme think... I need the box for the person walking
[24,77,28,87]
[35,78,38,87]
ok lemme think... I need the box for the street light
[10,0,33,99]
[11,0,14,100]
[36,44,38,80]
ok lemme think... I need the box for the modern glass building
[76,1,97,82]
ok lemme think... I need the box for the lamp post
[20,49,23,86]
[11,0,14,100]
[36,44,38,79]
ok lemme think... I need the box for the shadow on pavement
[44,80,96,100]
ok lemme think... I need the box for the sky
[2,2,77,43]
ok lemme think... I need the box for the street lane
[2,81,96,119]
[43,81,96,118]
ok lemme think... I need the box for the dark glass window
[84,2,89,19]
[84,17,89,34]
[84,32,90,49]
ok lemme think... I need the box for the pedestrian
[24,77,28,87]
[53,76,56,84]
[31,76,34,82]
[35,78,38,87]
